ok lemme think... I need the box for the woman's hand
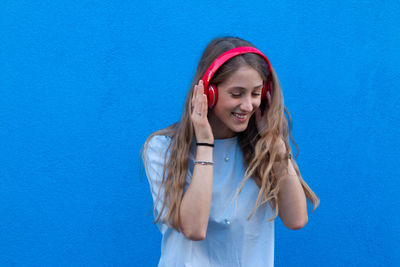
[191,80,214,143]
[255,90,272,135]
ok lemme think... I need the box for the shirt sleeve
[144,135,171,234]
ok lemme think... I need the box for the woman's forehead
[220,66,263,88]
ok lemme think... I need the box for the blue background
[1,0,399,266]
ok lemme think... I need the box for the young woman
[143,37,319,266]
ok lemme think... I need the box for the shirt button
[225,156,230,162]
[224,219,231,226]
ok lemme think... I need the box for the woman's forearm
[179,146,213,240]
[277,160,308,229]
[275,141,308,230]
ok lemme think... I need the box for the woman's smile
[231,112,249,122]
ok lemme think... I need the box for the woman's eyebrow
[228,87,246,91]
[228,85,263,90]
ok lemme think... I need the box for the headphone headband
[201,46,272,92]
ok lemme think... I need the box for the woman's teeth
[232,113,246,119]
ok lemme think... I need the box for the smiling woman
[142,36,319,267]
[208,66,263,138]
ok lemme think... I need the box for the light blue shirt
[145,135,274,267]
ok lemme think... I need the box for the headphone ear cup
[207,84,218,108]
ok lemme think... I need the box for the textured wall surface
[1,0,399,266]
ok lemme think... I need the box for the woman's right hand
[191,80,214,143]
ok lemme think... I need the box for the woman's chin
[230,122,250,134]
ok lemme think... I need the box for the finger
[193,93,207,119]
[196,92,205,114]
[198,80,209,107]
[196,82,205,108]
[192,81,208,118]
[194,86,201,112]
[194,88,204,116]
[201,94,208,117]
[198,97,204,117]
[198,80,204,96]
[191,85,197,110]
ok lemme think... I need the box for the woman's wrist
[196,136,214,144]
[195,145,213,161]
[196,142,214,147]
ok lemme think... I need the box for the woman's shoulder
[142,134,172,169]
[147,134,171,150]
[145,123,178,148]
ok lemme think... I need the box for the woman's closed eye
[231,93,242,97]
[231,92,261,97]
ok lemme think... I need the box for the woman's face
[208,65,263,139]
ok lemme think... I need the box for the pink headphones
[201,46,273,108]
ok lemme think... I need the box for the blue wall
[1,0,399,266]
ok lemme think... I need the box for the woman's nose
[240,96,253,112]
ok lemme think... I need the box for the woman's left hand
[255,90,272,134]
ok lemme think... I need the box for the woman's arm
[179,146,213,241]
[179,80,214,241]
[255,92,308,229]
[274,139,308,230]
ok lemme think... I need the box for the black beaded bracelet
[196,142,214,147]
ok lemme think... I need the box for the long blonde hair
[143,37,319,230]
